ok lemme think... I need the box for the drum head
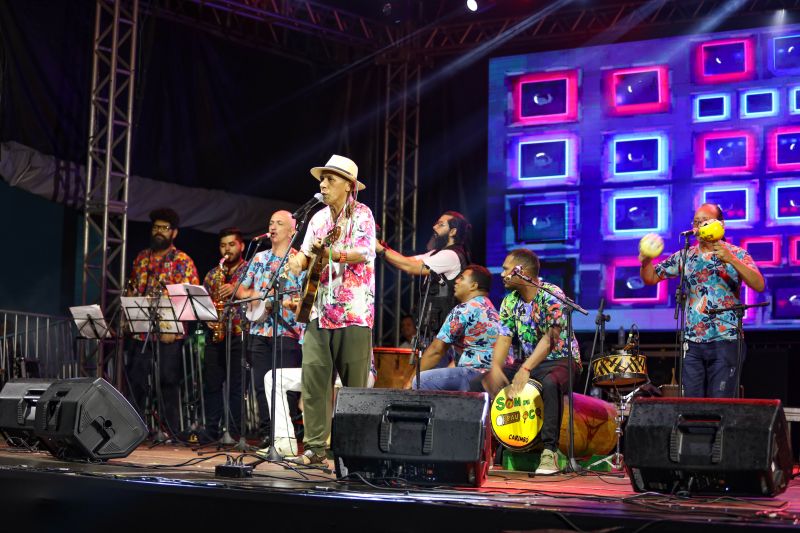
[490,379,544,452]
[591,353,648,387]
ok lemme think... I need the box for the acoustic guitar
[296,225,342,323]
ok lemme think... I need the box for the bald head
[268,210,296,246]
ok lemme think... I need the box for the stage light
[694,37,755,83]
[693,93,731,122]
[506,132,579,188]
[766,178,800,226]
[467,0,478,12]
[602,186,670,239]
[606,65,670,115]
[767,126,800,172]
[511,69,579,125]
[697,181,759,228]
[606,257,667,305]
[695,129,756,176]
[606,132,669,181]
[740,88,779,119]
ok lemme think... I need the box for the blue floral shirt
[436,295,502,370]
[498,283,582,366]
[654,241,759,343]
[240,248,304,339]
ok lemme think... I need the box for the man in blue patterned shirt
[640,203,764,398]
[415,265,504,391]
[236,210,304,445]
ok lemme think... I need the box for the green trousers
[301,320,371,454]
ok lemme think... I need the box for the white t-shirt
[414,249,462,281]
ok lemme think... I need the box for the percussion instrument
[245,295,270,323]
[697,218,724,242]
[639,233,664,258]
[373,347,415,389]
[591,351,648,387]
[490,379,618,457]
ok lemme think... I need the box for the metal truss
[414,0,800,57]
[81,0,139,380]
[149,0,395,64]
[377,62,421,347]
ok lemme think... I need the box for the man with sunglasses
[126,207,199,439]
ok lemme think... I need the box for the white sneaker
[535,448,560,475]
[274,437,298,457]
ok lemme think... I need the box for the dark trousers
[471,358,579,452]
[683,339,744,398]
[204,336,244,437]
[249,335,302,435]
[128,339,183,434]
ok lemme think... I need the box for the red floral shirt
[128,246,200,340]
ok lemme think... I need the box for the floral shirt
[498,283,582,366]
[240,248,304,340]
[654,241,759,343]
[128,246,200,340]
[437,295,503,370]
[202,260,249,339]
[301,201,376,329]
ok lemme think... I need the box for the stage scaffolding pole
[377,60,421,347]
[81,0,139,387]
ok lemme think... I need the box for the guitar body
[297,225,341,323]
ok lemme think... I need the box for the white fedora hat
[310,154,365,191]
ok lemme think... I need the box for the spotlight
[467,0,478,12]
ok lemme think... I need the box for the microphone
[679,228,696,237]
[292,193,324,219]
[510,265,536,284]
[252,232,271,242]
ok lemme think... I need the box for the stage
[1,443,798,532]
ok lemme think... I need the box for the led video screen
[487,25,800,331]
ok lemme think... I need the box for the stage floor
[0,443,798,532]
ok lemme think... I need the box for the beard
[150,234,172,252]
[426,232,449,252]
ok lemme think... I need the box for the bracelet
[520,365,532,373]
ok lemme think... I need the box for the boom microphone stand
[511,267,588,473]
[674,235,692,397]
[708,301,769,399]
[583,298,610,395]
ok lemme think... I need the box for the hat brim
[310,166,366,191]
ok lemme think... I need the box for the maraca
[697,219,724,242]
[639,233,664,259]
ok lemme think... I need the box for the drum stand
[588,383,644,471]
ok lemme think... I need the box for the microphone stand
[708,301,768,399]
[583,299,609,395]
[673,235,692,397]
[512,271,588,473]
[411,273,437,389]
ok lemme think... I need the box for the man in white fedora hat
[285,154,376,464]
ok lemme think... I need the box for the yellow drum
[591,351,648,387]
[490,380,618,457]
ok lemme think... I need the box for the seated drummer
[477,248,581,476]
[414,265,504,390]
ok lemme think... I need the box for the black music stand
[166,284,229,446]
[69,304,111,341]
[121,295,184,444]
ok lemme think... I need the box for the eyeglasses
[152,224,172,233]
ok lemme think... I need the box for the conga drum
[373,347,415,389]
[490,380,618,457]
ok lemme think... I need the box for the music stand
[69,304,111,340]
[121,296,184,443]
[166,283,229,444]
